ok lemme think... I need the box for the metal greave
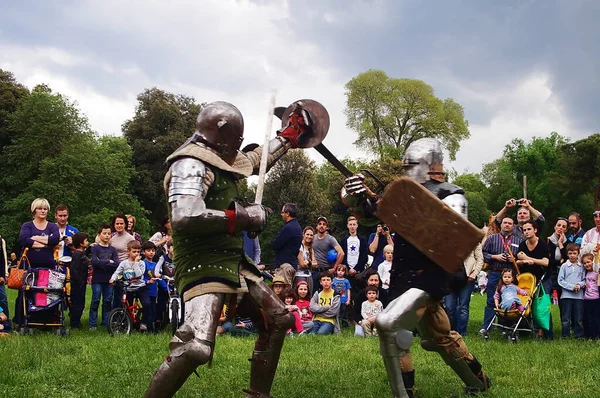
[245,279,294,397]
[144,294,225,398]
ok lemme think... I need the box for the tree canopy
[1,67,598,259]
[122,88,202,226]
[345,69,470,161]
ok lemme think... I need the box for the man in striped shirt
[479,217,519,334]
[581,210,600,258]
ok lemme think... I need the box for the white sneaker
[139,323,148,333]
[478,329,486,336]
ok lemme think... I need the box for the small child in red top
[282,287,303,335]
[294,281,313,333]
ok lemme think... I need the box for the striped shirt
[482,233,520,272]
[582,227,600,247]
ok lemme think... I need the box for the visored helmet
[402,138,444,183]
[196,102,244,165]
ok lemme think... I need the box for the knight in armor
[145,100,328,398]
[342,138,490,398]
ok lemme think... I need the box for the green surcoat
[168,148,260,294]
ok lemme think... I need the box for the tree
[452,173,491,227]
[0,70,29,149]
[0,86,90,205]
[122,88,202,226]
[480,133,574,235]
[559,133,600,225]
[345,69,470,160]
[0,86,149,251]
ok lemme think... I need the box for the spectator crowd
[1,197,599,341]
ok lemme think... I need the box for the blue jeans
[309,320,334,335]
[444,281,475,336]
[481,271,501,330]
[89,283,113,328]
[560,298,584,338]
[0,284,10,331]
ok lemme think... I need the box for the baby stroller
[481,272,540,343]
[19,266,69,336]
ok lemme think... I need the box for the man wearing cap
[312,216,344,289]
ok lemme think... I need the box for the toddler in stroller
[495,268,530,312]
[482,269,537,343]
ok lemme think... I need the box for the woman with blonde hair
[125,214,142,243]
[14,198,61,327]
[19,198,60,268]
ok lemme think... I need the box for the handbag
[8,248,30,290]
[532,283,551,331]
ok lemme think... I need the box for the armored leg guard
[417,300,490,393]
[244,278,294,398]
[145,294,224,398]
[375,289,430,398]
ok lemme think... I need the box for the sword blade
[254,90,277,205]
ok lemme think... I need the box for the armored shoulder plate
[422,180,464,200]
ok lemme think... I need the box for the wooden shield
[376,177,484,273]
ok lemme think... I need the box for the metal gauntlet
[225,201,269,236]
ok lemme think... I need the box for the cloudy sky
[1,0,598,174]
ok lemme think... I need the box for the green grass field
[0,287,598,398]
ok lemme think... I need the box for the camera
[382,226,389,232]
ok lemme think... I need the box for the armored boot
[244,312,293,397]
[378,331,411,398]
[145,294,224,398]
[244,279,295,397]
[145,335,213,398]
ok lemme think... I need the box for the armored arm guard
[242,137,291,176]
[167,157,267,235]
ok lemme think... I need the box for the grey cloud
[287,0,600,134]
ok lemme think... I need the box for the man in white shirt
[341,216,369,294]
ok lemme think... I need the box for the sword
[255,89,277,205]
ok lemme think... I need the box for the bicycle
[162,275,183,335]
[107,280,144,336]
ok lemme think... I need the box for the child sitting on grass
[361,286,383,337]
[281,287,304,335]
[309,272,341,335]
[109,240,151,333]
